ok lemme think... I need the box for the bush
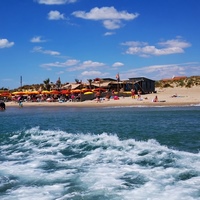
[163,83,172,88]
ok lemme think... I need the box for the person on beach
[18,96,23,107]
[171,93,178,98]
[105,92,110,101]
[152,95,158,102]
[131,89,135,99]
[76,93,81,102]
[137,90,143,101]
[0,101,6,110]
[96,91,101,103]
[111,90,115,98]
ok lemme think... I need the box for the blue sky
[0,0,200,89]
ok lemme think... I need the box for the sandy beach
[5,86,200,108]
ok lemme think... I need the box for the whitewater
[0,106,200,200]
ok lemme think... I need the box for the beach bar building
[128,77,156,94]
[89,77,156,94]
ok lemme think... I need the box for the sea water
[0,105,200,200]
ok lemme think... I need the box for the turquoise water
[0,106,200,199]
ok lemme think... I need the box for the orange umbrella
[50,90,60,94]
[71,89,81,93]
[41,90,51,94]
[12,91,26,96]
[81,88,92,93]
[28,91,40,95]
[93,88,106,92]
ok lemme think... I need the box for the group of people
[131,89,143,101]
[95,91,112,103]
[131,89,160,102]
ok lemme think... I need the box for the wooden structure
[128,77,156,94]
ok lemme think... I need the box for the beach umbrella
[41,90,51,94]
[0,92,11,97]
[12,91,26,96]
[61,90,71,94]
[50,90,60,94]
[81,88,92,93]
[28,91,40,95]
[93,88,106,92]
[84,91,93,95]
[71,89,81,93]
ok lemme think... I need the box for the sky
[0,0,200,89]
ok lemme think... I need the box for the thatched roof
[61,83,81,90]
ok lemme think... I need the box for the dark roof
[128,77,155,82]
[101,78,116,81]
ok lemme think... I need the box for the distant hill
[155,76,200,88]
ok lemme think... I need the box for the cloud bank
[122,38,191,57]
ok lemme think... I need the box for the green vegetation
[155,76,200,88]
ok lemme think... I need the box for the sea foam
[0,127,200,200]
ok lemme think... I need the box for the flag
[116,73,120,82]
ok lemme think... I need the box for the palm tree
[75,79,82,84]
[87,79,92,89]
[56,77,61,89]
[43,78,51,91]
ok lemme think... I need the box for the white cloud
[72,7,139,30]
[48,10,65,20]
[104,32,115,36]
[0,39,14,48]
[36,0,77,5]
[112,62,124,67]
[81,70,102,76]
[41,59,80,68]
[121,62,200,80]
[159,39,191,49]
[122,41,148,47]
[30,36,46,43]
[103,19,121,30]
[32,46,60,56]
[82,60,105,67]
[41,59,106,72]
[68,60,106,71]
[122,38,191,57]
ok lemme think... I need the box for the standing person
[0,101,6,110]
[105,92,110,101]
[137,90,142,100]
[96,91,101,103]
[18,96,23,107]
[131,89,135,99]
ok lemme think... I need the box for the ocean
[0,105,200,200]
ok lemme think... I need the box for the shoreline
[4,86,200,108]
[5,101,200,108]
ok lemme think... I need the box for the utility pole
[20,76,22,88]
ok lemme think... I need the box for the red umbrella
[0,92,11,97]
[50,90,60,94]
[61,90,71,94]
